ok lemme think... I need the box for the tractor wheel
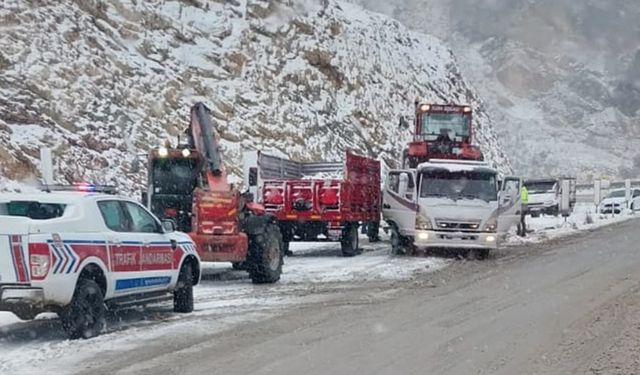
[367,221,380,243]
[60,279,106,339]
[390,225,414,256]
[248,223,284,284]
[340,224,360,257]
[174,262,194,313]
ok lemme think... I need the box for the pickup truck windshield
[420,170,497,202]
[151,158,199,195]
[0,201,66,220]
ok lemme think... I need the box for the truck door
[97,200,143,294]
[382,170,417,235]
[498,176,522,235]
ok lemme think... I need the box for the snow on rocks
[0,0,510,195]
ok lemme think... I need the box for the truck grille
[434,219,482,232]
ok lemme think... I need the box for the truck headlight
[483,216,498,232]
[415,213,432,230]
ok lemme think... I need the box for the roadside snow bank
[507,203,638,244]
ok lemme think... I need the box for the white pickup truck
[382,160,522,259]
[0,187,201,339]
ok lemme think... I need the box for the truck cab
[382,160,521,259]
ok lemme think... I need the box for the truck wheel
[340,224,360,257]
[390,225,413,256]
[367,221,380,243]
[531,211,540,218]
[174,262,194,313]
[467,249,489,260]
[60,278,106,339]
[282,241,292,257]
[248,223,284,284]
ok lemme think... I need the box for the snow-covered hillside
[353,0,640,181]
[0,0,511,193]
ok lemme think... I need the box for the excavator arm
[187,102,229,191]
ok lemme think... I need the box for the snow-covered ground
[0,204,636,375]
[506,202,638,245]
[0,239,445,375]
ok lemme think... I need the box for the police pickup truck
[0,185,200,339]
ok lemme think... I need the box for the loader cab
[146,147,203,232]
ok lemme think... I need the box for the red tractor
[401,99,484,168]
[139,103,284,283]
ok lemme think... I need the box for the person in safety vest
[518,185,529,237]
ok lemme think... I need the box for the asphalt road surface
[78,220,640,375]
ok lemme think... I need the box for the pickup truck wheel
[340,224,360,257]
[174,263,194,313]
[367,221,380,243]
[60,279,106,339]
[248,223,283,284]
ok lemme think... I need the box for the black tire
[248,223,284,284]
[367,221,380,243]
[390,225,414,256]
[467,249,489,260]
[282,240,292,257]
[60,279,106,339]
[340,224,360,257]
[174,262,194,313]
[531,211,541,218]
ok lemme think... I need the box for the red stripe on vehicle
[69,244,109,272]
[11,235,29,282]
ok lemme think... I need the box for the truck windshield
[421,113,470,140]
[420,170,497,202]
[525,181,556,194]
[151,158,199,195]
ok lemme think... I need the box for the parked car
[0,185,201,339]
[598,188,640,214]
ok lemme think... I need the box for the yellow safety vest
[521,186,529,204]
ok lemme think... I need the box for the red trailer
[244,150,381,256]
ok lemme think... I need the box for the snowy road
[0,205,637,374]
[68,218,640,375]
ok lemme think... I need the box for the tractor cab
[401,100,483,168]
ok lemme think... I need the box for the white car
[0,186,201,339]
[598,188,640,214]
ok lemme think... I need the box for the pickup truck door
[121,201,176,292]
[498,176,522,235]
[382,170,418,235]
[97,200,143,295]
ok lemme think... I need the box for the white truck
[0,185,201,339]
[524,178,576,217]
[382,160,522,259]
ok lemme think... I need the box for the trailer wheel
[340,224,360,257]
[248,223,284,284]
[60,278,106,339]
[367,221,380,243]
[390,225,413,256]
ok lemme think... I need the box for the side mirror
[131,156,141,173]
[161,219,176,233]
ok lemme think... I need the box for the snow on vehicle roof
[417,160,497,174]
[0,191,130,204]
